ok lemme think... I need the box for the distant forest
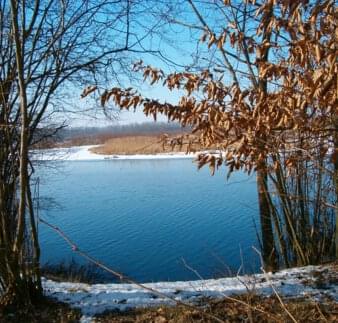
[36,122,186,148]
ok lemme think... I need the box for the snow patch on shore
[32,145,197,161]
[43,264,337,320]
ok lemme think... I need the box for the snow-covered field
[43,264,337,321]
[32,145,197,161]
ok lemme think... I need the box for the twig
[311,297,328,322]
[253,246,299,323]
[181,257,204,281]
[220,294,279,321]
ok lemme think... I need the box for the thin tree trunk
[257,161,276,270]
[10,0,27,256]
[255,4,276,270]
[334,115,338,258]
[5,0,42,305]
[26,184,42,295]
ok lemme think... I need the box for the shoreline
[43,263,337,319]
[32,145,198,161]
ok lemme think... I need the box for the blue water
[37,159,260,282]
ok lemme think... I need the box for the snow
[43,264,337,321]
[31,145,197,161]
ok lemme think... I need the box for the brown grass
[94,294,338,322]
[0,297,81,323]
[90,135,188,155]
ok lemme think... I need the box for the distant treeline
[35,122,187,148]
[61,122,184,139]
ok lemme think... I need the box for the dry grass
[90,135,188,155]
[0,297,81,323]
[94,294,338,322]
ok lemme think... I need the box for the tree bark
[257,162,276,270]
[6,0,42,306]
[334,115,338,258]
[255,3,276,270]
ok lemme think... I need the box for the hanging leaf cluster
[83,0,337,176]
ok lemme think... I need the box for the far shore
[33,134,218,161]
[32,144,198,161]
[89,135,191,155]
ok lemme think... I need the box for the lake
[37,158,261,283]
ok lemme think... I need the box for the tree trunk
[2,0,43,307]
[334,115,338,258]
[257,162,276,270]
[255,4,276,270]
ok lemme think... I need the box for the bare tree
[0,0,166,307]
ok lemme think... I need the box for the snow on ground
[31,145,197,161]
[43,264,337,321]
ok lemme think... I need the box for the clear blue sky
[62,0,241,128]
[62,0,205,128]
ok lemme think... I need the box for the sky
[60,0,204,128]
[58,0,249,128]
[63,80,187,127]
